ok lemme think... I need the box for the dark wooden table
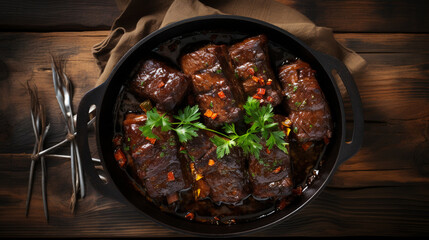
[1,0,428,237]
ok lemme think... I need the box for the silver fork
[51,57,85,211]
[25,80,50,221]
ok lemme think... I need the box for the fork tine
[51,57,77,202]
[25,160,36,217]
[41,156,49,222]
[58,61,86,199]
[41,123,50,221]
[25,80,40,217]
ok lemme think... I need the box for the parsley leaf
[266,131,287,152]
[237,132,263,159]
[210,135,236,159]
[174,105,200,123]
[174,125,198,142]
[146,108,172,131]
[139,124,159,139]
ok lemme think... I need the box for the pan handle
[314,51,364,166]
[76,83,123,201]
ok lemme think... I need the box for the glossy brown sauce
[112,31,327,224]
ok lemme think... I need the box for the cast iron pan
[76,15,364,237]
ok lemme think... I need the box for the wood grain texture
[0,1,429,236]
[0,0,119,31]
[0,0,428,33]
[275,0,429,33]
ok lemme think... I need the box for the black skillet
[76,15,364,237]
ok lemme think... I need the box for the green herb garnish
[138,97,288,160]
[293,85,298,93]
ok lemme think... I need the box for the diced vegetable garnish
[248,67,255,75]
[146,137,156,144]
[167,171,175,181]
[114,148,127,168]
[218,91,226,99]
[208,159,215,166]
[185,212,195,220]
[204,109,213,118]
[273,166,282,173]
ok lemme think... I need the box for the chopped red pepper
[179,146,185,151]
[146,137,156,144]
[206,110,213,117]
[266,148,271,154]
[208,159,215,166]
[185,212,195,220]
[267,96,273,102]
[114,148,127,167]
[259,78,265,86]
[158,82,165,88]
[248,67,255,75]
[204,109,213,118]
[167,171,175,181]
[273,166,282,173]
[210,113,218,120]
[252,76,260,82]
[112,135,122,147]
[252,94,262,99]
[218,91,226,99]
[257,88,266,95]
[266,79,273,85]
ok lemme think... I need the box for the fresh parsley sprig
[138,97,288,160]
[210,97,288,159]
[138,105,227,143]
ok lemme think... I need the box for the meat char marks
[129,59,190,112]
[248,115,293,199]
[181,44,245,128]
[229,34,282,106]
[123,113,190,204]
[278,60,333,142]
[181,130,249,205]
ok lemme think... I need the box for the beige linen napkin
[93,0,366,86]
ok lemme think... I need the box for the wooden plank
[0,0,119,31]
[0,0,428,33]
[349,53,429,122]
[334,33,429,53]
[275,0,429,33]
[0,31,108,153]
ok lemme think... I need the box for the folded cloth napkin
[92,0,367,86]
